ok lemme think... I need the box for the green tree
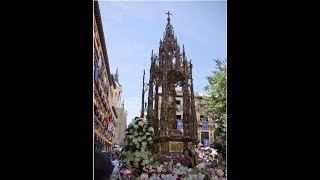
[200,58,226,170]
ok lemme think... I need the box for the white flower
[129,129,133,133]
[128,135,133,139]
[148,127,154,132]
[160,174,167,180]
[156,166,162,173]
[140,161,146,166]
[134,131,138,137]
[129,156,134,161]
[191,174,199,179]
[176,163,181,167]
[149,174,159,180]
[138,121,144,126]
[145,132,151,135]
[140,173,149,180]
[141,147,145,152]
[142,135,147,140]
[216,169,224,177]
[142,159,149,166]
[148,137,152,141]
[136,144,140,149]
[141,141,147,147]
[137,136,142,142]
[142,154,148,160]
[197,162,206,169]
[134,162,139,168]
[134,150,141,157]
[139,132,144,135]
[198,172,205,180]
[212,175,219,180]
[134,157,141,163]
[132,138,138,143]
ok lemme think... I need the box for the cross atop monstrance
[166,11,172,20]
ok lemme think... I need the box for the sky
[98,0,226,125]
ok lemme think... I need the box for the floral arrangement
[119,117,155,178]
[181,162,226,180]
[137,161,227,180]
[115,117,227,180]
[118,154,226,180]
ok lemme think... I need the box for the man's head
[95,152,114,180]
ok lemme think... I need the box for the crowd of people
[195,143,218,163]
[95,146,124,180]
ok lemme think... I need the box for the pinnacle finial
[182,44,185,56]
[115,66,119,84]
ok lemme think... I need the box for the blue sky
[98,0,226,125]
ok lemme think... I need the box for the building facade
[195,97,215,146]
[94,1,118,152]
[112,68,127,148]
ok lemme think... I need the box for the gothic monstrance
[142,11,198,158]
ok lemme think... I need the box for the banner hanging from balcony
[177,119,183,129]
[108,123,112,132]
[202,120,208,129]
[203,139,210,147]
[94,66,98,82]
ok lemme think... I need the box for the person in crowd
[95,152,114,180]
[183,149,195,168]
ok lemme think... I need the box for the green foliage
[200,58,226,170]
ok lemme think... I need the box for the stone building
[112,68,127,147]
[94,1,118,152]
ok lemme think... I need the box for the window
[176,115,181,120]
[94,65,98,82]
[176,100,181,105]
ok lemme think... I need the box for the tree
[200,58,226,171]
